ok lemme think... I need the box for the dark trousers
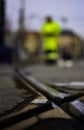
[44,50,57,65]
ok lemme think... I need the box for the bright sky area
[6,0,84,38]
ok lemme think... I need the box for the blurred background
[0,0,84,65]
[1,1,84,126]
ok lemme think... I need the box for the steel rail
[14,70,84,120]
[0,70,84,129]
[16,70,84,105]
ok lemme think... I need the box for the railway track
[0,69,84,129]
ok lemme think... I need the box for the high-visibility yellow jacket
[40,21,61,51]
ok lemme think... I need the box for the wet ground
[24,60,84,83]
[0,61,84,129]
[0,60,84,117]
[0,66,38,117]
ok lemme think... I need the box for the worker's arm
[54,22,61,36]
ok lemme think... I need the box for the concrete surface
[0,66,37,117]
[0,62,84,129]
[24,60,84,83]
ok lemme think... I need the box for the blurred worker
[40,16,61,64]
